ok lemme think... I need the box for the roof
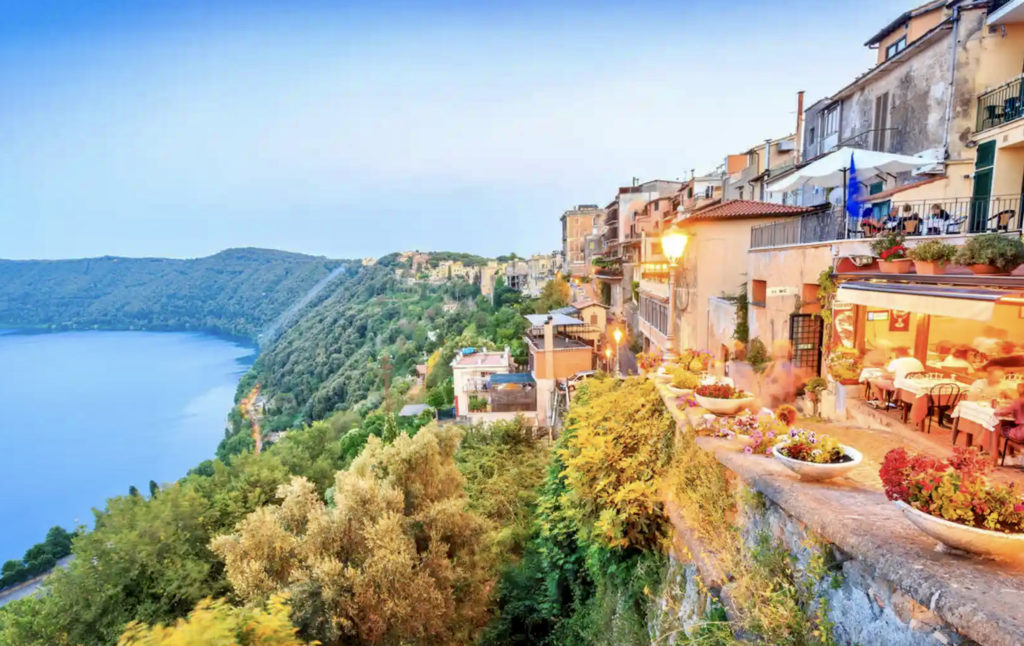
[571,298,608,310]
[864,1,944,47]
[550,306,579,317]
[415,364,428,376]
[452,351,509,369]
[489,372,535,385]
[524,313,585,327]
[865,176,946,202]
[399,404,432,417]
[680,200,814,223]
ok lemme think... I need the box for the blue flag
[845,151,863,221]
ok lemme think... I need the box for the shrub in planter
[908,239,957,275]
[669,368,701,391]
[952,233,1024,275]
[870,231,911,273]
[881,446,1024,533]
[775,427,850,464]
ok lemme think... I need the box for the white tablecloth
[858,368,884,383]
[951,401,1002,432]
[899,377,959,398]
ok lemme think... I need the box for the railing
[749,208,841,249]
[490,388,537,413]
[750,196,1023,249]
[977,76,1024,132]
[838,128,902,153]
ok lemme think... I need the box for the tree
[148,480,160,498]
[211,424,493,646]
[117,595,313,646]
[533,279,570,314]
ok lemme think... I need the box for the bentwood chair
[926,382,962,434]
[989,209,1016,232]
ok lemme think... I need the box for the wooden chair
[926,383,962,434]
[999,422,1024,467]
[989,209,1016,232]
[901,216,920,235]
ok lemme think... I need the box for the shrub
[869,230,908,260]
[908,239,957,263]
[776,428,846,464]
[953,233,1024,272]
[669,368,700,390]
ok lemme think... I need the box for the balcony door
[970,141,995,233]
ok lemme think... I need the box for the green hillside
[0,248,345,341]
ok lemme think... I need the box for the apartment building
[560,204,603,277]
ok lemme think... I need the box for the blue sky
[0,0,900,260]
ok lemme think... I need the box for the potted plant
[870,231,912,273]
[802,377,828,418]
[827,352,861,386]
[908,239,957,275]
[666,367,701,395]
[881,446,1024,559]
[772,427,862,481]
[953,233,1024,275]
[694,382,755,415]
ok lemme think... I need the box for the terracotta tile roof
[680,200,814,223]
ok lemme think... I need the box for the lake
[0,330,254,562]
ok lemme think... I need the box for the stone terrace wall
[653,383,1024,646]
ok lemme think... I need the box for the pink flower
[1014,503,1024,513]
[744,446,753,454]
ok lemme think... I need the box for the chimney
[543,317,555,379]
[795,90,805,164]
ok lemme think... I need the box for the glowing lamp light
[613,328,623,345]
[661,225,689,263]
[604,348,612,359]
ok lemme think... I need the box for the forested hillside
[249,265,480,424]
[0,248,346,341]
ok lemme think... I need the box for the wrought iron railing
[749,196,1023,249]
[977,76,1024,131]
[749,208,841,249]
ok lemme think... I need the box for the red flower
[1014,503,1024,513]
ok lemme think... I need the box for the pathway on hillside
[258,263,349,346]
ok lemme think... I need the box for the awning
[489,373,535,385]
[767,147,934,193]
[836,282,1003,321]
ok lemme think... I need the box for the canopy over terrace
[766,147,933,194]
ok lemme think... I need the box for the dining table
[897,376,963,427]
[951,399,1015,465]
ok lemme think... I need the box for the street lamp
[612,327,623,377]
[604,347,612,372]
[661,225,689,360]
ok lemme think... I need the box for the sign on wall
[889,310,911,332]
[866,310,889,321]
[767,286,798,297]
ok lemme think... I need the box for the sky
[0,0,902,260]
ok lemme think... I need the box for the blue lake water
[0,330,254,561]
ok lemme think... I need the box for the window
[885,36,907,61]
[872,92,889,151]
[640,296,669,335]
[751,280,767,307]
[653,201,660,212]
[823,106,839,136]
[590,313,598,325]
[807,126,816,145]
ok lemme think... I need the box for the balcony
[750,197,1022,250]
[977,76,1024,132]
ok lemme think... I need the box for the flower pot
[771,443,862,481]
[895,501,1024,560]
[877,258,913,274]
[968,263,1012,276]
[666,385,693,396]
[913,260,947,275]
[694,394,755,415]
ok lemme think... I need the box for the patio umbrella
[766,147,930,194]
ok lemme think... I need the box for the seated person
[982,341,1024,370]
[969,367,1014,402]
[926,204,951,235]
[940,347,973,370]
[860,207,882,236]
[883,208,906,230]
[901,211,921,235]
[886,347,924,388]
[995,383,1024,444]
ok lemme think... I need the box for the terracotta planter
[895,501,1024,560]
[913,260,947,275]
[877,258,913,274]
[968,263,1012,275]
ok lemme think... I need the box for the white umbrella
[766,147,931,193]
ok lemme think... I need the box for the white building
[450,347,512,416]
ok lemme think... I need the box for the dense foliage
[0,248,344,341]
[0,527,75,590]
[251,266,479,424]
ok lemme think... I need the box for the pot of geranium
[870,231,912,273]
[772,428,862,481]
[953,233,1024,275]
[908,239,957,275]
[881,447,1024,560]
[694,383,755,415]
